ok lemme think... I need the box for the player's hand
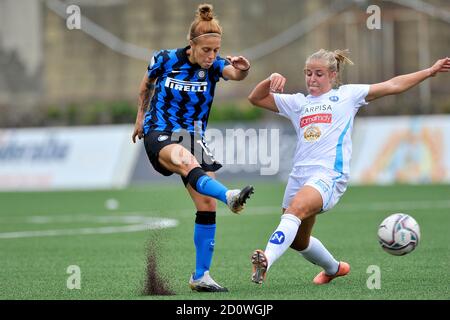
[269,73,286,93]
[429,57,450,77]
[226,55,250,71]
[132,120,144,143]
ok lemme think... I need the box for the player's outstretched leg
[313,261,350,285]
[189,271,229,292]
[296,236,349,284]
[186,167,254,214]
[251,249,268,284]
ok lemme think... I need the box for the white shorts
[282,166,348,212]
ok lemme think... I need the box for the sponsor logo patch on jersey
[196,69,207,80]
[329,96,339,102]
[304,104,332,114]
[300,113,332,128]
[157,135,169,142]
[164,77,208,92]
[269,231,285,244]
[304,125,322,142]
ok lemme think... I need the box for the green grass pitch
[0,183,449,300]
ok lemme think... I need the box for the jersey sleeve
[147,50,165,79]
[212,56,231,82]
[273,93,304,119]
[346,84,370,108]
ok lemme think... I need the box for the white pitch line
[0,216,178,239]
[26,214,167,224]
[0,199,448,239]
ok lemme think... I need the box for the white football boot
[189,271,228,292]
[226,185,254,214]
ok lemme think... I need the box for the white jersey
[274,84,370,177]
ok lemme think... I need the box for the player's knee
[286,202,314,220]
[196,198,216,212]
[179,161,201,177]
[164,145,200,176]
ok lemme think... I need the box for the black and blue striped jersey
[143,46,230,136]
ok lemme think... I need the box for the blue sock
[196,175,228,204]
[193,222,216,280]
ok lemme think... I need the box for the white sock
[264,213,301,271]
[298,236,339,275]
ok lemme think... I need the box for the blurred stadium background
[0,0,449,300]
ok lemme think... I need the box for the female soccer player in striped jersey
[132,4,253,292]
[248,49,450,285]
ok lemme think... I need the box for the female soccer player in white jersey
[248,49,450,285]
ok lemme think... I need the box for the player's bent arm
[223,64,248,80]
[223,55,251,80]
[248,78,279,113]
[366,57,450,102]
[132,73,156,143]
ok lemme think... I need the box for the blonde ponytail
[305,49,354,88]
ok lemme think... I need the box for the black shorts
[144,130,222,182]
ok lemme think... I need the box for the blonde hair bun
[198,4,214,21]
[188,3,222,41]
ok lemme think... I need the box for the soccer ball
[377,213,420,256]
